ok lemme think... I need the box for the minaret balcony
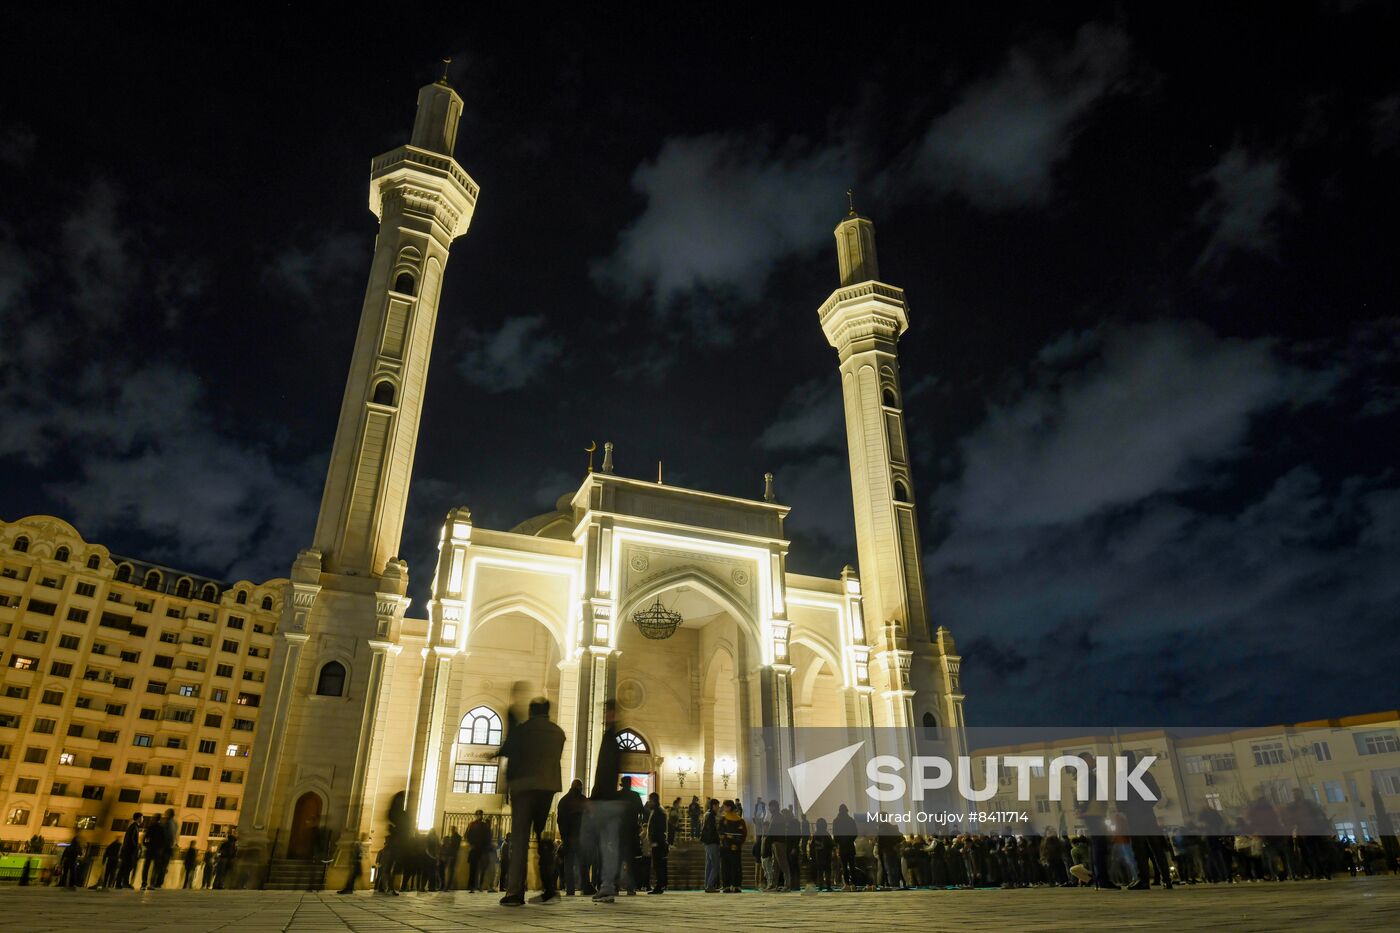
[369,144,479,236]
[818,281,909,348]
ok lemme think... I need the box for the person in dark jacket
[719,800,748,892]
[1074,753,1119,890]
[99,838,122,889]
[557,779,587,895]
[465,810,493,891]
[646,793,669,893]
[141,813,167,889]
[182,841,199,888]
[1121,750,1172,889]
[810,818,834,890]
[587,701,626,902]
[497,696,565,906]
[688,796,703,841]
[701,798,722,891]
[832,804,857,890]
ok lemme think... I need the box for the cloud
[0,123,36,166]
[757,379,845,452]
[925,319,1400,725]
[1373,95,1400,154]
[944,321,1304,531]
[457,313,565,392]
[592,131,856,335]
[1195,145,1294,269]
[904,22,1132,210]
[261,230,367,300]
[0,187,314,582]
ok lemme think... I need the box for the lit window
[458,706,502,746]
[452,763,499,794]
[616,729,648,752]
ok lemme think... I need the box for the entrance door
[286,792,322,860]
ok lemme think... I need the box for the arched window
[616,729,649,752]
[86,555,100,570]
[315,661,346,697]
[882,387,898,407]
[235,591,247,605]
[175,579,191,598]
[6,807,30,825]
[893,480,911,503]
[922,711,939,741]
[144,570,162,591]
[115,564,132,583]
[55,546,70,562]
[458,706,502,746]
[13,536,29,553]
[261,596,273,611]
[393,272,416,295]
[200,584,218,602]
[372,381,395,406]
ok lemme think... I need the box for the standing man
[182,840,199,888]
[701,798,721,892]
[556,779,586,895]
[688,796,703,841]
[646,793,669,894]
[497,696,565,907]
[833,804,857,891]
[154,808,177,888]
[465,810,492,891]
[1075,752,1119,890]
[588,701,627,904]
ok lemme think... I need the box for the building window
[6,807,30,825]
[133,734,153,747]
[82,785,104,800]
[892,480,911,503]
[235,591,247,605]
[54,546,70,561]
[200,584,218,602]
[90,756,112,771]
[1252,742,1287,766]
[66,608,89,623]
[179,684,200,698]
[175,579,191,598]
[115,564,132,583]
[315,662,346,697]
[15,778,39,793]
[41,690,63,705]
[8,654,38,670]
[13,536,29,552]
[50,661,73,677]
[34,718,56,734]
[142,570,160,590]
[118,788,140,803]
[1358,731,1400,756]
[85,554,100,569]
[616,729,649,752]
[221,640,239,653]
[24,747,48,763]
[204,713,222,728]
[192,766,210,780]
[393,272,416,295]
[198,739,217,754]
[58,751,76,765]
[261,596,273,611]
[227,616,244,630]
[236,692,260,707]
[180,820,200,836]
[1325,780,1347,803]
[98,730,119,743]
[458,706,502,746]
[1204,793,1222,811]
[452,763,499,794]
[372,380,396,406]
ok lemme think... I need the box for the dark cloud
[927,319,1400,724]
[261,230,368,301]
[457,313,565,392]
[1194,145,1294,270]
[757,379,845,452]
[902,22,1133,210]
[592,131,857,336]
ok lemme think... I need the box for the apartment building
[972,712,1400,840]
[0,515,283,850]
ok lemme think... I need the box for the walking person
[338,838,365,893]
[496,696,565,907]
[58,836,83,890]
[1121,750,1172,889]
[646,793,669,893]
[214,828,238,889]
[701,798,722,892]
[118,812,142,889]
[588,701,629,904]
[154,808,177,888]
[97,839,121,889]
[1075,753,1119,890]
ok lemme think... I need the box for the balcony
[70,703,107,724]
[153,743,188,760]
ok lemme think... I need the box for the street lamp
[717,756,736,790]
[675,754,694,788]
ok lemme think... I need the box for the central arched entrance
[286,791,322,859]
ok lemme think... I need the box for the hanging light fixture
[632,596,683,640]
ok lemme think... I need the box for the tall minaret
[240,73,478,889]
[819,202,965,759]
[311,74,479,576]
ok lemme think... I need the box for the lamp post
[717,756,736,791]
[675,754,694,789]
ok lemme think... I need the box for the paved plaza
[0,878,1397,932]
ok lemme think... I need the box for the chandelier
[632,596,682,640]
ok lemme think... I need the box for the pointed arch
[468,592,568,654]
[616,566,761,654]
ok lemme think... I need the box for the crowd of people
[5,815,241,890]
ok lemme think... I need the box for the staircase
[667,842,706,890]
[263,859,327,890]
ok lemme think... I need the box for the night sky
[3,5,1397,727]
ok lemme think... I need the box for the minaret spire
[818,205,966,762]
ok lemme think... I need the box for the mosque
[231,74,969,887]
